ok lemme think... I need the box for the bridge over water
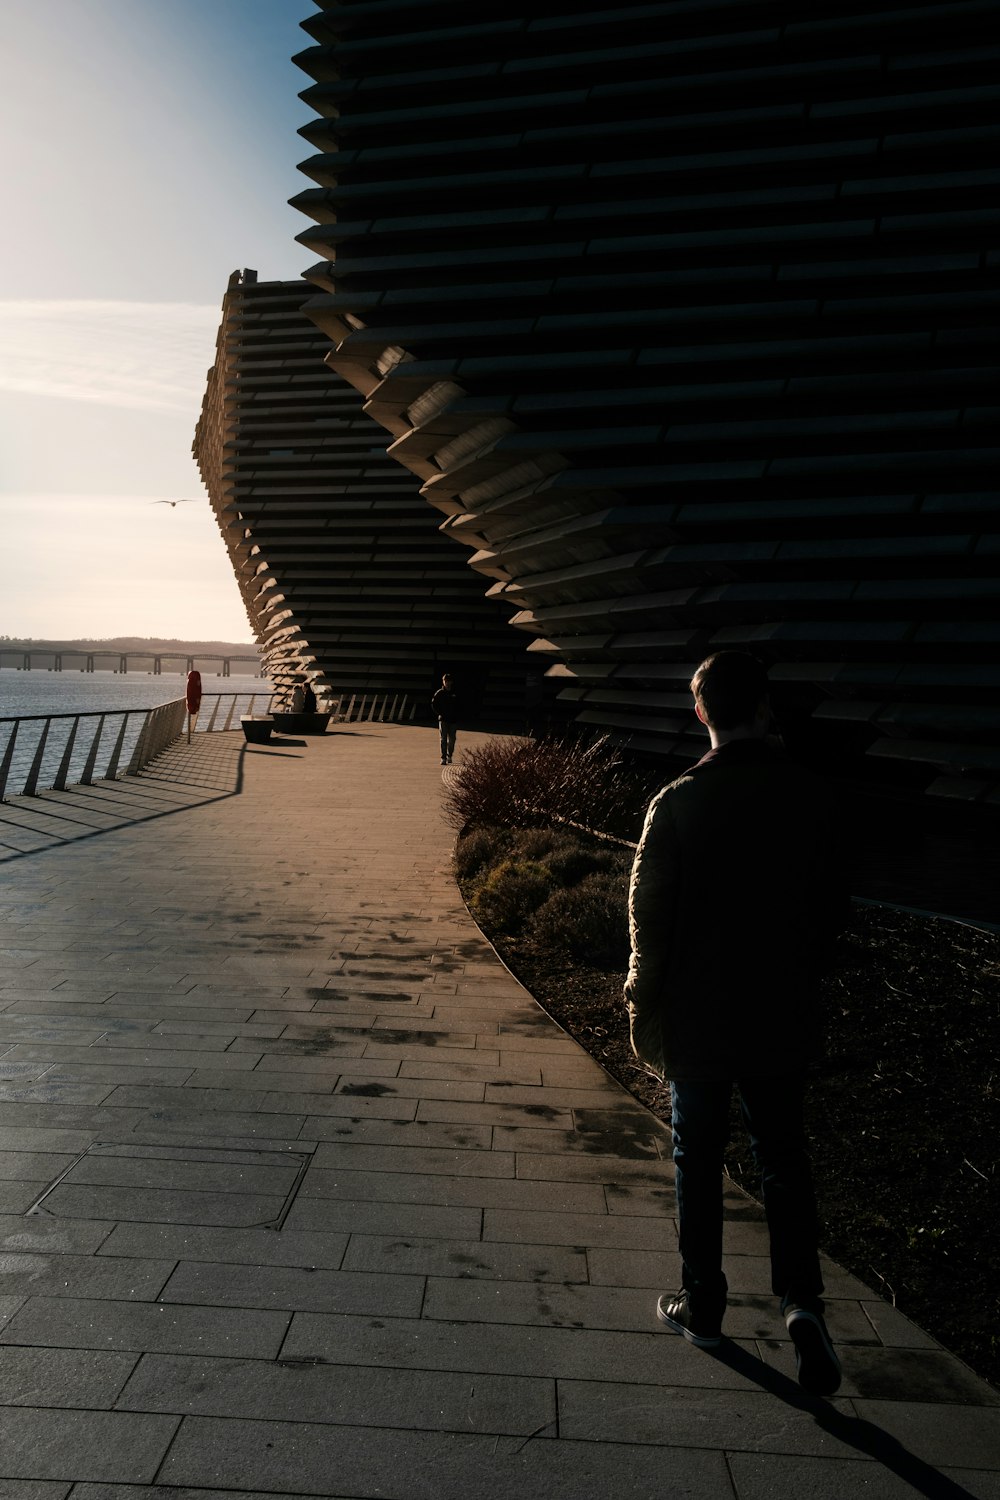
[0,648,262,676]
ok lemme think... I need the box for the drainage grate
[26,1141,313,1230]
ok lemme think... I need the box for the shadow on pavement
[709,1341,981,1499]
[0,737,248,864]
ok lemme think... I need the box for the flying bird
[152,499,196,508]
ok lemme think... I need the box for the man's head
[442,673,454,687]
[690,652,769,740]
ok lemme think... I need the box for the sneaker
[782,1299,842,1395]
[656,1290,723,1348]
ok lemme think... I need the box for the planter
[241,716,274,744]
[269,712,331,736]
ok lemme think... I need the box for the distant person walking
[625,651,847,1394]
[431,673,459,765]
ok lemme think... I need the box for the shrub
[508,827,566,862]
[453,825,512,883]
[456,826,632,902]
[545,841,629,888]
[468,858,554,934]
[444,732,652,840]
[526,871,631,970]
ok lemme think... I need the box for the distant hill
[0,636,259,656]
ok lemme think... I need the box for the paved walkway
[0,724,997,1500]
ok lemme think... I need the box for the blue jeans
[670,1075,824,1311]
[439,720,456,760]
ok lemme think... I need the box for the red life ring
[185,670,202,714]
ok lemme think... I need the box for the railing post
[22,719,51,796]
[53,716,81,791]
[80,715,107,785]
[104,714,132,779]
[128,700,186,772]
[0,721,19,802]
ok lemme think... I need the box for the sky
[0,0,315,642]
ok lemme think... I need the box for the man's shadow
[708,1340,981,1499]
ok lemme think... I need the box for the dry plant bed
[459,852,1000,1390]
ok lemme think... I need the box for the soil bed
[463,879,1000,1390]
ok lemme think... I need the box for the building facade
[194,272,532,723]
[289,0,1000,801]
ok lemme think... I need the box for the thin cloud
[0,299,220,415]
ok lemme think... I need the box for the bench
[241,716,274,744]
[269,712,331,736]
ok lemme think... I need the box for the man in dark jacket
[626,651,846,1394]
[431,673,459,765]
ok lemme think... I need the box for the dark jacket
[625,738,847,1081]
[432,687,459,720]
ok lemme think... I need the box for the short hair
[690,651,769,731]
[442,673,454,684]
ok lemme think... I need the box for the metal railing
[0,690,419,800]
[196,691,273,732]
[328,691,416,724]
[0,692,274,802]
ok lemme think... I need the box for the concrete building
[194,272,532,722]
[289,0,1000,802]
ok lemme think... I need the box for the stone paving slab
[0,1296,290,1358]
[95,1224,350,1270]
[0,1409,179,1485]
[116,1352,557,1435]
[339,1232,587,1282]
[158,1260,424,1318]
[0,1186,46,1215]
[0,1253,171,1302]
[0,1216,114,1257]
[0,724,997,1498]
[70,1488,333,1500]
[282,1197,484,1240]
[398,1055,545,1083]
[296,1164,608,1214]
[0,1153,77,1182]
[156,1415,730,1500]
[0,1347,139,1409]
[306,1117,491,1149]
